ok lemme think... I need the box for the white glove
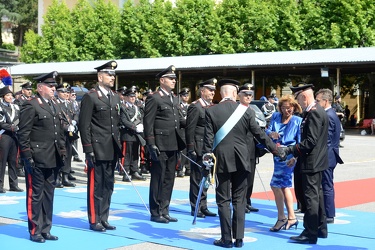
[136,124,144,133]
[71,120,77,126]
[68,125,75,132]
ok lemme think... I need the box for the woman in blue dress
[266,95,302,232]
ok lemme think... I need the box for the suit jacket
[186,98,211,156]
[17,94,66,168]
[79,86,122,161]
[293,103,329,173]
[143,89,185,151]
[326,107,343,168]
[203,100,277,173]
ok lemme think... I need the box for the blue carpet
[1,185,374,249]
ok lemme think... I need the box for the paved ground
[1,129,374,249]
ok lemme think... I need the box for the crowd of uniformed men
[2,61,333,248]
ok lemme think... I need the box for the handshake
[276,146,294,161]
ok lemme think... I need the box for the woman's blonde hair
[277,94,302,114]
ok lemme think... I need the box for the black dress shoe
[290,235,317,244]
[213,238,233,248]
[131,172,146,181]
[41,233,58,240]
[150,216,169,223]
[17,169,25,177]
[68,173,76,181]
[201,208,217,217]
[318,230,328,238]
[163,214,178,222]
[70,169,76,174]
[102,221,116,230]
[234,239,243,248]
[30,234,46,243]
[90,223,106,232]
[9,186,24,192]
[326,217,334,224]
[176,170,185,177]
[73,157,83,162]
[246,204,259,212]
[191,211,205,218]
[122,175,131,182]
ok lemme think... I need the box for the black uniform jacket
[17,94,66,168]
[119,102,143,142]
[203,100,277,173]
[143,89,185,151]
[186,98,211,156]
[79,86,122,161]
[293,103,329,173]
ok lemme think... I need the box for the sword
[71,144,89,171]
[181,152,216,225]
[117,161,151,215]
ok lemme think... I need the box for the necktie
[48,101,55,115]
[107,93,111,104]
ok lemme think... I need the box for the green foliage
[0,43,16,50]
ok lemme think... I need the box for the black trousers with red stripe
[87,159,117,225]
[25,167,55,236]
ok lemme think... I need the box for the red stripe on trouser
[88,164,96,224]
[140,146,145,164]
[121,142,127,166]
[26,173,36,235]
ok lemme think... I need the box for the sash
[213,104,248,150]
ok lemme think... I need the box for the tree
[12,0,38,46]
[173,0,220,55]
[0,0,19,46]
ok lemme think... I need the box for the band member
[119,87,146,182]
[176,87,190,177]
[186,79,217,218]
[0,87,23,193]
[79,61,123,232]
[143,65,185,223]
[18,71,65,243]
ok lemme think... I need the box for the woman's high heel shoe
[270,218,287,232]
[286,218,299,230]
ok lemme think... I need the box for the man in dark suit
[203,79,283,248]
[285,83,329,244]
[315,88,343,224]
[119,87,146,181]
[143,65,185,224]
[18,71,65,243]
[79,60,123,232]
[186,78,217,218]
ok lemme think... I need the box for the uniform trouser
[322,166,336,218]
[189,156,208,212]
[301,171,327,239]
[246,159,256,206]
[149,151,177,217]
[121,141,140,174]
[61,136,73,174]
[216,169,248,241]
[0,134,19,189]
[25,166,55,236]
[87,159,116,225]
[293,159,306,211]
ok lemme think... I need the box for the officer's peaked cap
[198,78,217,90]
[33,71,58,86]
[156,65,176,79]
